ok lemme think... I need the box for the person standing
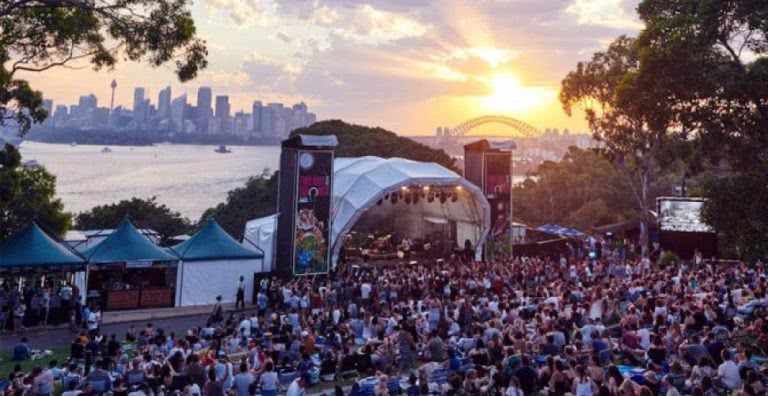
[235,276,246,310]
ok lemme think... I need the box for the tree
[0,144,70,239]
[560,36,681,258]
[636,0,768,260]
[201,174,278,240]
[292,120,459,173]
[512,146,642,230]
[1,0,207,135]
[75,197,190,245]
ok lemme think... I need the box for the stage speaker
[276,134,337,277]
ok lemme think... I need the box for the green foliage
[200,173,278,240]
[701,173,768,262]
[75,197,191,245]
[0,0,207,135]
[561,31,687,257]
[636,0,768,261]
[512,146,639,230]
[0,144,70,239]
[658,250,681,268]
[292,120,459,173]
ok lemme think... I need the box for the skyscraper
[42,99,53,126]
[260,106,275,136]
[171,94,187,133]
[251,100,262,135]
[195,87,212,134]
[215,95,230,118]
[133,87,146,125]
[158,86,172,120]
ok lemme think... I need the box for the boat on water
[70,142,77,147]
[214,145,232,154]
[101,146,113,153]
[22,159,41,168]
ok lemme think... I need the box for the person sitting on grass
[12,337,31,361]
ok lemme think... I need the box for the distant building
[196,87,212,134]
[42,99,53,127]
[251,101,262,135]
[133,87,146,125]
[92,107,110,127]
[259,106,275,136]
[53,105,68,127]
[234,111,250,137]
[171,94,187,133]
[215,95,230,119]
[158,86,172,120]
[305,113,317,125]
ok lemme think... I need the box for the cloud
[565,0,643,29]
[204,0,277,27]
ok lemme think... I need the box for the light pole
[509,147,514,258]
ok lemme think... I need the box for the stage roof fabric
[82,218,179,264]
[246,156,491,267]
[331,156,490,261]
[0,222,85,268]
[173,218,262,261]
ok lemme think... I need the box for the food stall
[0,221,87,326]
[81,219,179,310]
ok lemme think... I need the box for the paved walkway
[0,303,250,349]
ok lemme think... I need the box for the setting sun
[479,73,556,114]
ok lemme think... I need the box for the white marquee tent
[244,156,490,269]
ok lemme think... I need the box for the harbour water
[19,142,280,219]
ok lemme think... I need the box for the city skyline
[18,0,643,135]
[39,84,317,139]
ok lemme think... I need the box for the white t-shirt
[361,283,372,299]
[285,379,305,396]
[717,360,741,389]
[637,328,651,350]
[87,311,100,330]
[260,372,278,391]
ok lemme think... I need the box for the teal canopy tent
[82,218,179,263]
[0,221,85,270]
[173,218,263,261]
[173,218,265,307]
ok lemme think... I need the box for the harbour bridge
[436,115,543,139]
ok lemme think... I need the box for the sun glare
[480,73,555,114]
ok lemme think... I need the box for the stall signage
[126,260,153,268]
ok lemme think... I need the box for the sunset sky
[23,0,643,135]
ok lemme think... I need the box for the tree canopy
[292,120,459,173]
[635,0,768,260]
[75,197,191,245]
[561,36,683,257]
[512,146,681,231]
[1,0,207,135]
[0,144,70,239]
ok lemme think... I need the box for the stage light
[455,185,463,191]
[423,185,430,191]
[400,186,408,191]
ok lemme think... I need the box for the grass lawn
[0,346,70,380]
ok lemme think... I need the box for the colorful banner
[292,150,333,275]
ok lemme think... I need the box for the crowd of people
[3,241,768,396]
